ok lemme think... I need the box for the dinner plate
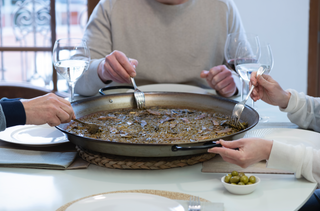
[244,128,320,149]
[128,84,210,94]
[66,193,185,211]
[0,124,68,146]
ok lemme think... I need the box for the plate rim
[66,192,185,211]
[244,128,320,148]
[0,124,69,147]
[128,83,209,94]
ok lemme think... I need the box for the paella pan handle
[99,86,134,95]
[171,142,222,151]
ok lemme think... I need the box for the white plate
[66,193,185,211]
[0,124,68,146]
[244,128,320,149]
[128,84,209,94]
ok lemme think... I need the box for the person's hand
[98,50,138,84]
[250,72,291,109]
[207,138,273,168]
[21,93,75,126]
[200,65,237,97]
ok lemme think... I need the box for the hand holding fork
[230,67,265,127]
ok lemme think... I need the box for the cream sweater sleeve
[281,89,320,131]
[267,142,317,183]
[75,0,113,96]
[267,89,320,183]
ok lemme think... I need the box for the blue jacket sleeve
[0,98,26,130]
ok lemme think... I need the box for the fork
[188,196,201,211]
[73,119,100,134]
[130,77,145,109]
[231,67,265,127]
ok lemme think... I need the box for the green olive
[238,182,245,185]
[246,182,253,185]
[240,175,249,184]
[231,183,237,185]
[249,176,256,184]
[224,175,231,183]
[231,171,239,176]
[230,176,240,183]
[238,172,245,178]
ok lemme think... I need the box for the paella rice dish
[66,107,247,144]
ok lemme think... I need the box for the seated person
[75,0,244,98]
[0,93,75,132]
[208,72,320,210]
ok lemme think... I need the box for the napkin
[0,148,78,170]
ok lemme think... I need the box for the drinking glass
[224,32,260,99]
[52,38,90,102]
[255,42,274,122]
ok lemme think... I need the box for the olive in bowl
[221,172,260,195]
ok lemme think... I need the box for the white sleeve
[267,141,318,183]
[280,89,320,132]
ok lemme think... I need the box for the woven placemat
[76,146,216,170]
[56,189,210,211]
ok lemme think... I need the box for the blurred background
[237,0,309,94]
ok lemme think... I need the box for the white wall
[235,0,309,93]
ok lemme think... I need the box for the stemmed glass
[234,36,261,106]
[254,42,274,122]
[52,38,90,102]
[235,39,274,121]
[224,32,260,100]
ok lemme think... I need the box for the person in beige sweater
[209,72,320,210]
[75,0,245,97]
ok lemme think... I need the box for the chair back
[0,82,68,99]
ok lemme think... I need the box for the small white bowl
[221,174,260,195]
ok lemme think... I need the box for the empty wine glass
[255,42,274,122]
[259,42,274,76]
[52,38,90,102]
[224,32,260,99]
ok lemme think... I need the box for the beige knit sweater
[75,0,244,96]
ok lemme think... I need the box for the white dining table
[0,87,317,211]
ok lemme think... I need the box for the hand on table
[21,93,75,126]
[200,65,237,97]
[207,138,273,168]
[250,71,291,109]
[98,50,138,84]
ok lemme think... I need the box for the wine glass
[52,38,90,102]
[254,42,274,122]
[234,37,261,106]
[224,32,260,99]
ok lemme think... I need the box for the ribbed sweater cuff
[0,100,26,127]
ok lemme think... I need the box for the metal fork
[231,67,265,127]
[130,77,145,109]
[188,196,201,211]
